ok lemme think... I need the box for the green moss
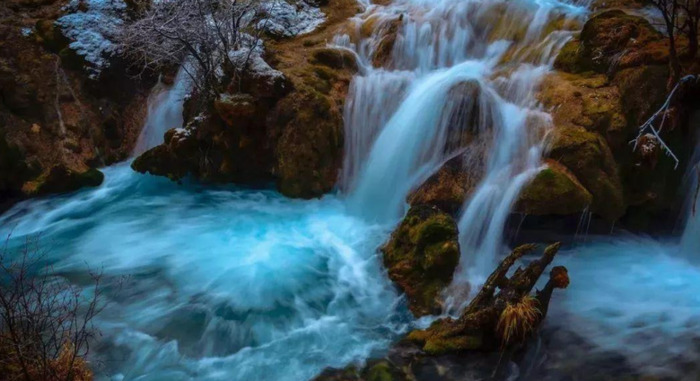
[423,335,482,355]
[364,362,394,381]
[381,206,460,317]
[517,165,593,216]
[553,39,587,73]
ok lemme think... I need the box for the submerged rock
[381,206,460,317]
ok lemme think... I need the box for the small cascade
[132,67,191,156]
[339,0,588,286]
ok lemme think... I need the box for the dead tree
[117,0,270,103]
[0,237,104,381]
[650,0,684,84]
[408,243,569,354]
[680,0,700,58]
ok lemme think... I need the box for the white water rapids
[1,0,700,380]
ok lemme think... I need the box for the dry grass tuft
[496,296,541,347]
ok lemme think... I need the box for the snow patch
[257,0,326,37]
[57,0,126,78]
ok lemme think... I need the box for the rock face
[0,0,152,207]
[381,206,460,317]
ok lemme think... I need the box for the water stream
[1,0,699,379]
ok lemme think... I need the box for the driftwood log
[408,242,569,354]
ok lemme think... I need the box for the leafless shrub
[117,0,272,103]
[0,236,104,381]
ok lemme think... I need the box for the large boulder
[554,10,667,75]
[381,205,460,317]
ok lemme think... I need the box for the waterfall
[132,67,191,156]
[340,0,588,284]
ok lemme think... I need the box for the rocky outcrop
[553,10,667,75]
[132,0,361,198]
[0,0,152,208]
[381,206,460,317]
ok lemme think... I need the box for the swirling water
[2,0,700,379]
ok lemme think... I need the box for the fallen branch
[630,74,698,169]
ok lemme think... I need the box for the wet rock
[35,165,104,195]
[515,160,593,216]
[409,154,482,215]
[547,126,624,220]
[132,127,196,181]
[381,205,460,317]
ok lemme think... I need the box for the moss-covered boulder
[382,206,460,317]
[272,86,343,198]
[547,127,624,220]
[554,10,666,75]
[515,160,593,215]
[34,165,104,195]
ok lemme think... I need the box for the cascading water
[133,68,191,156]
[339,0,587,285]
[2,0,700,379]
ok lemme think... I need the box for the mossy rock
[382,205,460,317]
[548,127,624,220]
[613,65,669,128]
[407,318,484,355]
[516,160,593,215]
[273,87,343,198]
[554,10,665,75]
[35,165,104,195]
